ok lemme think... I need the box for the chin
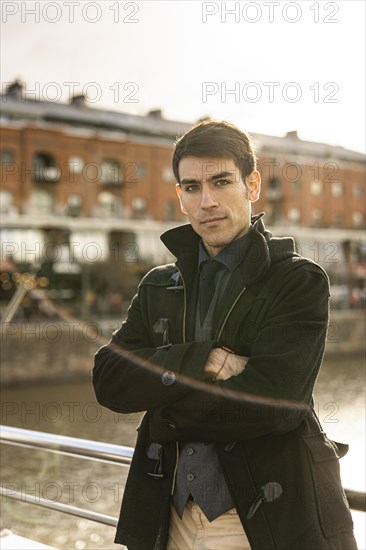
[206,239,230,249]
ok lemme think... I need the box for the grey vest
[173,271,235,521]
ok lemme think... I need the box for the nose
[200,185,218,210]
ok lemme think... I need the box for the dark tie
[199,260,222,324]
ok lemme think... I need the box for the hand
[204,348,249,381]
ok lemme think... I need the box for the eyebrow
[180,171,234,185]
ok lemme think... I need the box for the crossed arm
[93,265,329,440]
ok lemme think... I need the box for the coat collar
[160,213,290,286]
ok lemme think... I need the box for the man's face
[176,156,261,257]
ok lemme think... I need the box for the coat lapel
[212,274,253,340]
[212,227,272,339]
[161,215,273,345]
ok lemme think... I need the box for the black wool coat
[93,215,357,550]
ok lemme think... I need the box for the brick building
[255,133,365,230]
[1,80,365,230]
[1,83,187,224]
[1,81,365,314]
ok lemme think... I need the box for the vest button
[162,371,176,386]
[186,473,195,481]
[186,447,195,456]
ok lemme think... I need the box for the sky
[1,0,365,153]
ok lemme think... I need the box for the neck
[204,243,225,257]
[203,228,251,258]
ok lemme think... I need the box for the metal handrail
[0,425,133,465]
[0,488,118,527]
[0,425,132,528]
[1,425,365,520]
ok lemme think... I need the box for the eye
[216,179,231,186]
[183,184,199,193]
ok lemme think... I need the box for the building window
[32,152,60,182]
[32,153,59,183]
[268,177,280,190]
[288,207,301,223]
[98,192,119,218]
[352,211,363,227]
[1,150,14,165]
[68,156,84,175]
[28,190,54,215]
[101,159,122,185]
[67,195,82,217]
[353,184,363,199]
[162,166,175,182]
[312,209,322,224]
[0,228,45,263]
[132,197,147,219]
[135,162,146,179]
[0,190,14,214]
[311,180,322,195]
[267,177,282,201]
[331,181,343,197]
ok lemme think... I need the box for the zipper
[170,442,180,495]
[217,287,246,341]
[169,268,186,496]
[176,267,187,344]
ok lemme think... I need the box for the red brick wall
[1,125,364,229]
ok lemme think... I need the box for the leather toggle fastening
[166,271,184,291]
[224,442,237,452]
[247,481,283,519]
[147,442,164,479]
[153,318,170,346]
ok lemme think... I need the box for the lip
[200,217,226,225]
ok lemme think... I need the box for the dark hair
[172,120,257,183]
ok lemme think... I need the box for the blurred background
[1,1,365,549]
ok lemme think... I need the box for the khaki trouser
[167,501,251,550]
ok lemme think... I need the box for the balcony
[32,153,60,183]
[33,166,61,183]
[100,159,123,187]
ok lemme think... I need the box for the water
[1,356,365,549]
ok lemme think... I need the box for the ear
[175,183,187,214]
[246,170,261,202]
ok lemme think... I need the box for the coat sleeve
[92,284,217,413]
[148,263,330,441]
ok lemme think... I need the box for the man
[93,121,357,549]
